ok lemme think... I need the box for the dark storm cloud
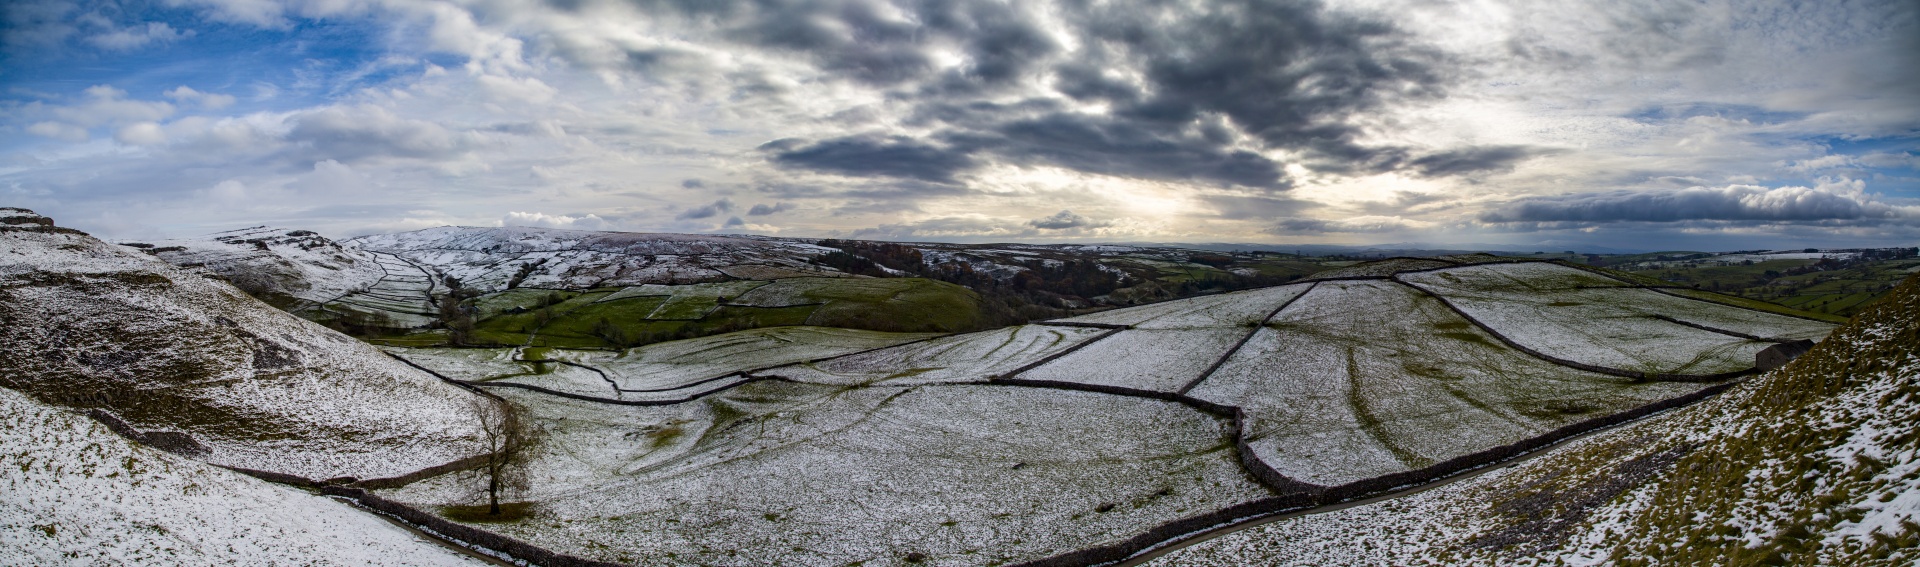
[1199,195,1319,220]
[943,114,1292,188]
[764,135,976,184]
[1263,217,1415,234]
[1405,145,1546,177]
[675,197,734,219]
[559,0,1055,89]
[1480,185,1894,223]
[1069,0,1444,161]
[1027,210,1107,230]
[681,178,704,188]
[651,0,1453,189]
[746,202,793,215]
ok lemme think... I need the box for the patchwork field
[382,382,1270,566]
[761,324,1110,386]
[1188,280,1706,487]
[1398,263,1830,377]
[358,257,1836,565]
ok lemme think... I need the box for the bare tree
[468,396,534,515]
[438,295,475,345]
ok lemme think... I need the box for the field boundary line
[1176,282,1318,395]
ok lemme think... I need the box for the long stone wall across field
[321,486,625,567]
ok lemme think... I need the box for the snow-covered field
[383,381,1272,566]
[763,324,1109,386]
[387,346,532,381]
[1187,280,1705,487]
[1150,273,1920,567]
[594,326,938,389]
[1051,282,1311,328]
[1014,327,1250,392]
[1399,263,1833,342]
[0,387,486,567]
[1399,266,1812,375]
[1398,261,1627,290]
[323,250,439,327]
[389,327,936,403]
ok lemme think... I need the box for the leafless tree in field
[469,396,534,515]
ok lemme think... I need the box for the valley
[4,208,1912,566]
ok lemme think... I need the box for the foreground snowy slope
[1153,273,1920,567]
[0,209,483,480]
[0,387,488,567]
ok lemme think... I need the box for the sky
[2,0,1917,251]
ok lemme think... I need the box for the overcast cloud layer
[2,0,1916,250]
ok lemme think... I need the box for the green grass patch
[649,294,720,319]
[441,502,537,523]
[364,330,452,347]
[1665,289,1848,323]
[729,277,984,332]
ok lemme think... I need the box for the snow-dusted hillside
[136,225,387,306]
[0,209,483,480]
[1152,273,1920,567]
[349,226,843,290]
[0,386,487,566]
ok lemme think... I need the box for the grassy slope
[452,277,985,348]
[1154,274,1920,566]
[1629,257,1918,318]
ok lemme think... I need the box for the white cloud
[500,211,615,230]
[85,21,189,50]
[46,85,176,128]
[476,74,557,104]
[114,122,167,146]
[26,121,88,142]
[288,159,373,195]
[164,0,292,27]
[1481,178,1915,224]
[164,86,237,110]
[1856,152,1920,170]
[199,179,251,206]
[283,105,471,163]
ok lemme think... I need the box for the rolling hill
[0,209,485,481]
